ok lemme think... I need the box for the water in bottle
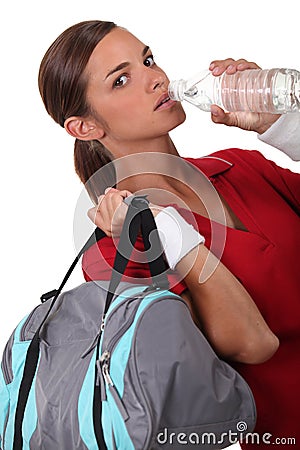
[168,68,300,114]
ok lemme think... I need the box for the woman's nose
[145,68,167,92]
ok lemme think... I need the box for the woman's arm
[176,245,279,364]
[89,188,279,365]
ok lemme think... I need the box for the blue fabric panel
[110,289,176,396]
[4,315,38,449]
[78,350,99,450]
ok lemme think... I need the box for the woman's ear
[64,116,105,141]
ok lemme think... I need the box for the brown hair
[38,20,117,203]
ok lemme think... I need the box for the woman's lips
[154,94,177,111]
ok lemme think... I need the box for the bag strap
[12,226,107,450]
[13,195,168,449]
[40,226,107,302]
[104,195,169,311]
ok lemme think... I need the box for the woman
[38,20,299,448]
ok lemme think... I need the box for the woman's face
[84,27,186,148]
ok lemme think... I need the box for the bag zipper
[99,350,129,421]
[99,287,157,359]
[82,291,147,360]
[98,289,179,446]
[96,287,179,445]
[102,295,143,354]
[96,290,155,421]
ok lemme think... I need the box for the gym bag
[0,195,256,449]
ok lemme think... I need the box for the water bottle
[168,68,300,114]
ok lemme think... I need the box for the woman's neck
[109,133,179,159]
[109,135,186,193]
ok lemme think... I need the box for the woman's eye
[144,55,155,67]
[113,74,128,88]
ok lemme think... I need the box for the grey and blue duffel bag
[0,195,256,449]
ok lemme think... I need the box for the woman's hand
[88,187,162,237]
[88,187,132,237]
[209,58,280,134]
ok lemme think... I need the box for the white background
[0,3,299,446]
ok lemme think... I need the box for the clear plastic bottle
[168,68,300,114]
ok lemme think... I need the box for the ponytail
[74,139,116,204]
[38,20,118,204]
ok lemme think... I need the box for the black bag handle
[13,195,169,449]
[104,195,169,311]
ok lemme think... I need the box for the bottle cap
[168,79,185,101]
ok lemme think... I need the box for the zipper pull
[96,349,112,402]
[99,350,130,421]
[102,363,114,387]
[96,350,111,401]
[96,359,107,401]
[100,350,110,363]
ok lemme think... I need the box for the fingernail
[212,67,221,75]
[87,207,96,220]
[105,186,112,194]
[211,106,219,116]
